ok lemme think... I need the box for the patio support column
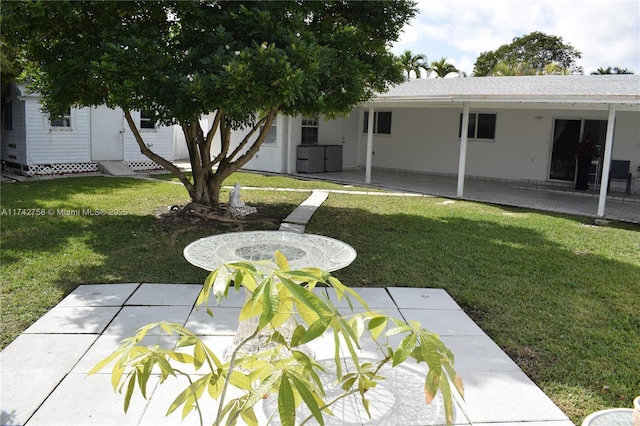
[365,105,374,184]
[457,102,470,197]
[286,115,293,174]
[597,104,616,217]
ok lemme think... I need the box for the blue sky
[391,0,640,76]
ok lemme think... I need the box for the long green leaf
[259,277,279,330]
[297,318,330,346]
[393,333,417,367]
[274,250,290,271]
[366,315,388,340]
[278,372,296,426]
[288,372,324,426]
[194,340,205,371]
[279,276,330,318]
[88,349,122,375]
[243,371,282,409]
[123,374,136,413]
[240,406,259,426]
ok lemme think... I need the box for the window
[459,113,496,140]
[3,102,12,130]
[261,124,277,145]
[363,111,392,135]
[140,111,156,129]
[51,108,71,128]
[301,116,319,145]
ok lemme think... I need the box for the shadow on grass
[0,176,301,348]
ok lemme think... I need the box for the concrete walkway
[292,168,640,225]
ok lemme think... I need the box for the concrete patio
[1,283,573,426]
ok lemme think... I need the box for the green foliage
[591,66,635,75]
[2,1,416,207]
[396,50,428,80]
[429,57,459,78]
[473,31,583,76]
[90,256,463,425]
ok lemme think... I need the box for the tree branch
[123,109,194,194]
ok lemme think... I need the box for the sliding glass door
[549,119,607,182]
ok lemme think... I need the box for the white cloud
[393,0,640,75]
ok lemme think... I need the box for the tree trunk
[124,107,279,211]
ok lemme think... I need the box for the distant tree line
[396,31,634,79]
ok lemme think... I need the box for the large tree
[3,1,416,209]
[473,31,582,76]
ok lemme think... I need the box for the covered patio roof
[367,75,640,110]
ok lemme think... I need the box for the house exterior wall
[26,103,92,165]
[349,106,639,182]
[123,110,178,163]
[1,87,181,174]
[237,115,287,173]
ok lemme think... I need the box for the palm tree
[429,57,459,78]
[591,66,634,75]
[489,61,536,76]
[544,63,571,75]
[397,50,429,80]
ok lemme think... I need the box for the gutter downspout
[457,102,470,197]
[365,105,374,184]
[597,104,616,217]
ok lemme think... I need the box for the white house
[1,84,185,175]
[236,75,639,215]
[4,75,639,211]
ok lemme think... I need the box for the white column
[597,104,616,217]
[365,105,374,184]
[286,115,293,174]
[457,102,470,197]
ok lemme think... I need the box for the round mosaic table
[582,409,634,426]
[183,231,357,272]
[184,231,357,358]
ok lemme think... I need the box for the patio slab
[0,284,572,426]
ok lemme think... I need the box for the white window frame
[261,123,277,145]
[301,116,319,145]
[139,111,157,131]
[50,107,72,129]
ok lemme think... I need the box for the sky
[390,0,640,76]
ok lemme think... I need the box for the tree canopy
[3,0,416,208]
[473,31,582,76]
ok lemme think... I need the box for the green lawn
[1,173,638,424]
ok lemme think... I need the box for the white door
[91,106,124,161]
[341,111,359,168]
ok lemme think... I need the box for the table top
[183,231,357,272]
[581,408,634,426]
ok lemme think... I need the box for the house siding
[237,115,287,173]
[26,102,92,165]
[123,112,177,163]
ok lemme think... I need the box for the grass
[1,172,639,424]
[307,193,640,422]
